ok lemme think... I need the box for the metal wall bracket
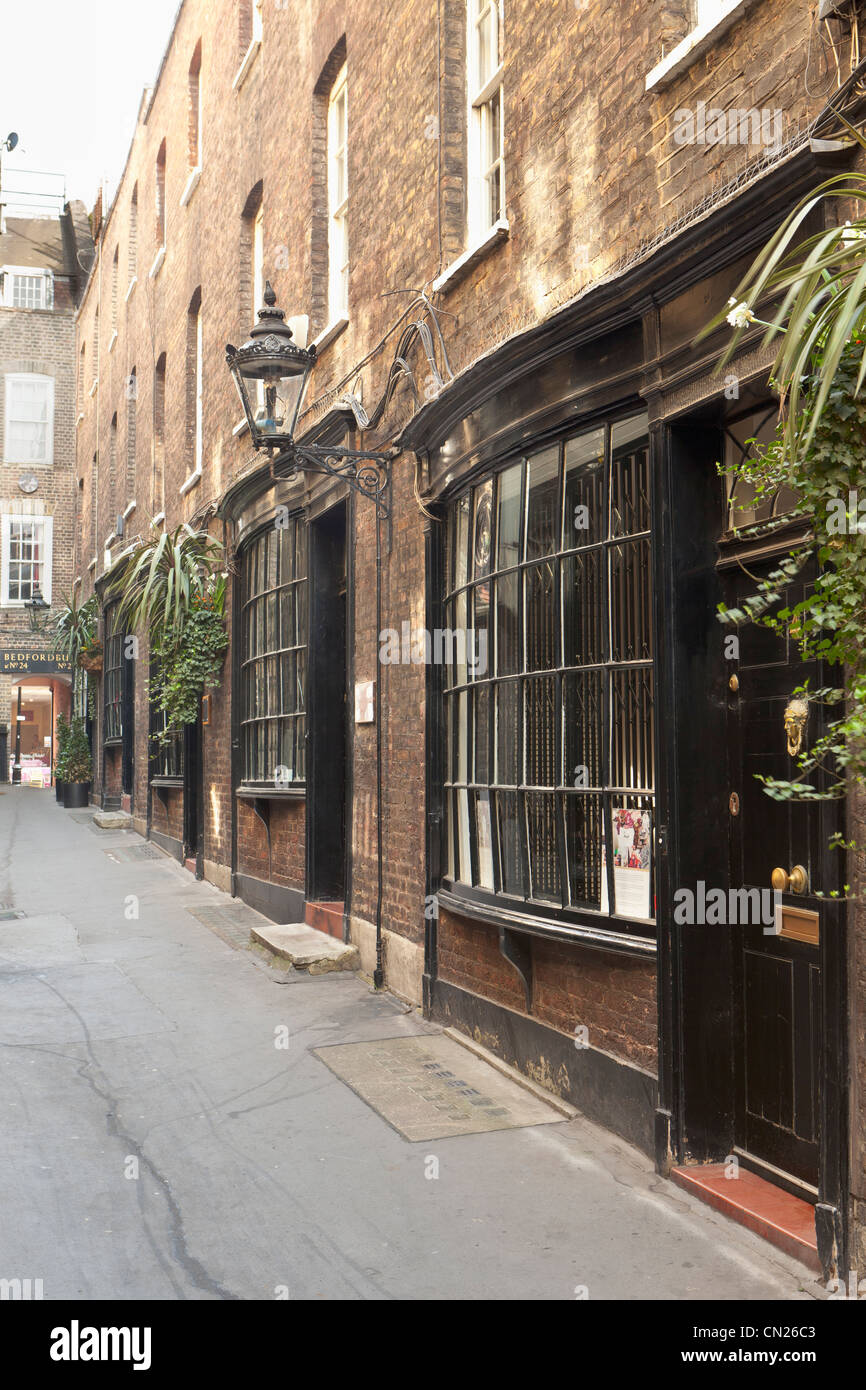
[274,443,398,519]
[498,926,533,1012]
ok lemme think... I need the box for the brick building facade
[0,202,93,782]
[73,0,866,1280]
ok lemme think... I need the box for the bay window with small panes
[441,413,656,935]
[239,516,308,788]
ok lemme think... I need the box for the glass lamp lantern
[225,282,316,450]
[24,586,50,632]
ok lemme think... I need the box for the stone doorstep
[671,1163,821,1274]
[91,810,133,830]
[250,922,360,974]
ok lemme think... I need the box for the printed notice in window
[600,808,652,920]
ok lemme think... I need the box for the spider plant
[701,116,866,462]
[106,524,226,647]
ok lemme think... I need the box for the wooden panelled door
[724,551,822,1190]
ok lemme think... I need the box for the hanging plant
[78,639,104,673]
[108,526,229,737]
[150,578,229,737]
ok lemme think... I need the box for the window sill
[76,412,84,427]
[232,416,249,437]
[123,500,136,520]
[179,467,202,496]
[645,0,757,91]
[310,316,349,353]
[107,330,118,354]
[150,511,165,528]
[125,276,137,303]
[233,37,261,91]
[180,167,201,208]
[150,776,183,789]
[103,737,124,749]
[236,784,306,801]
[148,245,166,281]
[88,378,99,397]
[431,218,510,295]
[438,887,656,959]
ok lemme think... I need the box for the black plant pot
[55,779,65,803]
[63,782,91,809]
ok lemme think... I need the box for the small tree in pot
[54,711,70,802]
[62,718,92,809]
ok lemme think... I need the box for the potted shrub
[62,718,92,809]
[54,711,70,802]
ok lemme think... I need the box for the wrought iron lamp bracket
[274,442,397,519]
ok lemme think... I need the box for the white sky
[1,0,183,219]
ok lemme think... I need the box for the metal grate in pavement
[184,903,260,949]
[313,1033,567,1141]
[103,844,165,862]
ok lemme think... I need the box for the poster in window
[476,790,494,889]
[600,807,652,921]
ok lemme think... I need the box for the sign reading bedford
[0,648,72,676]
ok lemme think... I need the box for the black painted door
[725,558,821,1188]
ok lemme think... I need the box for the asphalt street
[0,788,818,1300]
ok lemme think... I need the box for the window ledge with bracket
[180,167,201,208]
[645,0,758,91]
[233,38,261,92]
[310,316,349,354]
[431,218,510,296]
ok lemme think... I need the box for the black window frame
[148,656,184,783]
[238,513,308,789]
[440,410,656,941]
[103,605,125,745]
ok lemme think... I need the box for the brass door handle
[771,864,808,895]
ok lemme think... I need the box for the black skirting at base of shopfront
[428,976,658,1158]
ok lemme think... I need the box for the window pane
[454,495,470,589]
[564,427,605,547]
[475,790,495,889]
[496,462,522,569]
[524,675,557,787]
[524,562,557,671]
[562,550,604,666]
[473,480,493,578]
[563,670,603,791]
[610,666,654,792]
[496,791,522,895]
[564,793,603,909]
[472,581,491,680]
[611,431,650,538]
[474,685,489,783]
[495,680,519,784]
[525,445,559,559]
[609,537,652,662]
[526,792,560,903]
[495,571,519,675]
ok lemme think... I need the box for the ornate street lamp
[225,282,399,990]
[225,282,395,515]
[24,586,51,633]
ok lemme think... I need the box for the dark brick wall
[439,907,657,1070]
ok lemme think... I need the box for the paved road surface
[0,789,816,1300]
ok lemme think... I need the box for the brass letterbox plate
[778,905,820,946]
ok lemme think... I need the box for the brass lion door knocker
[783,697,808,757]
